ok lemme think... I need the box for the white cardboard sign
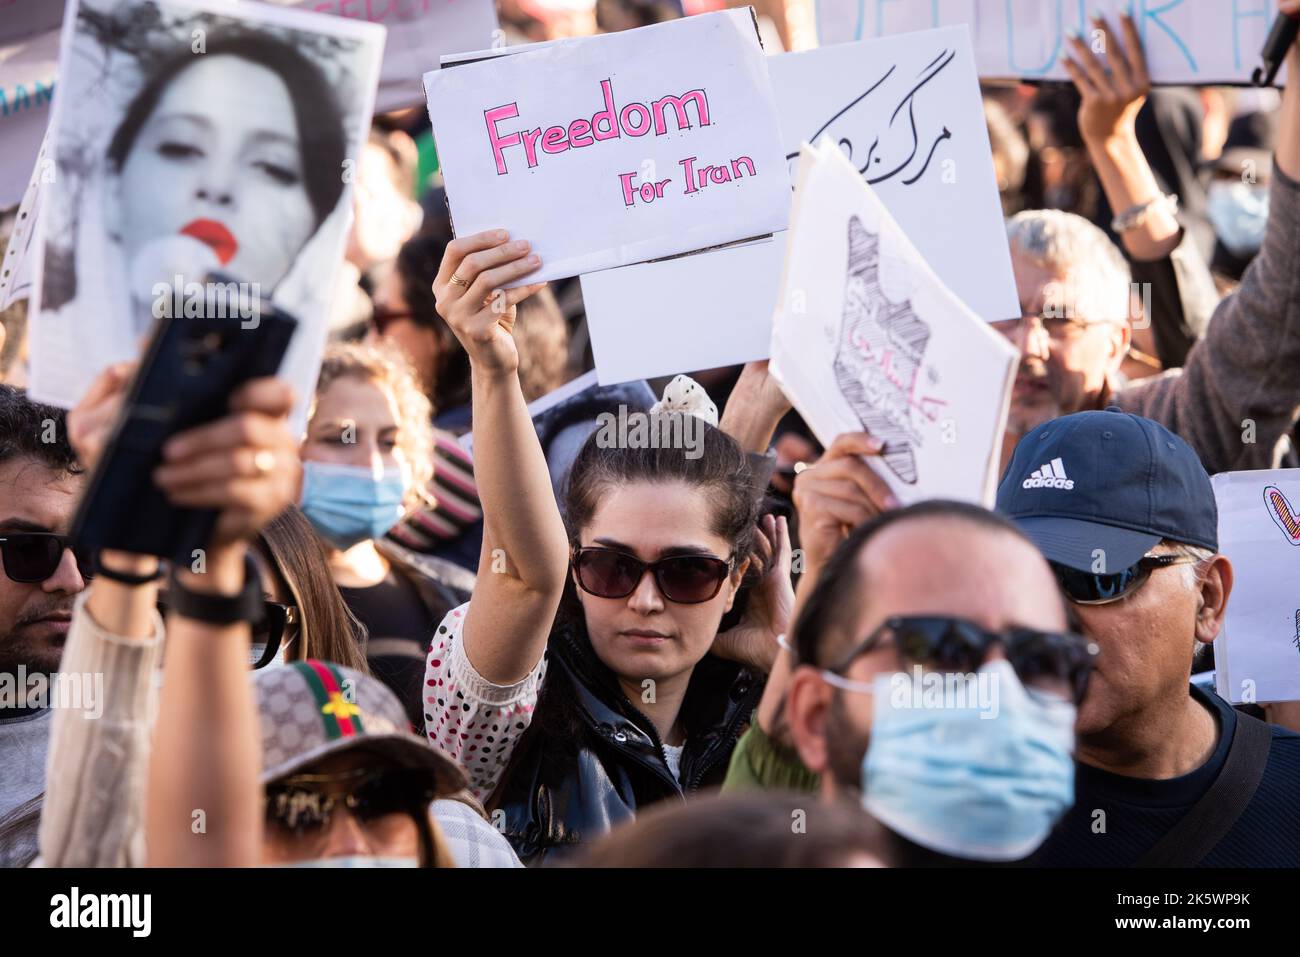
[424,9,791,285]
[28,0,385,434]
[582,25,1016,385]
[1212,469,1300,704]
[770,137,1017,507]
[815,0,1285,85]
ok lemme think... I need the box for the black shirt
[339,570,433,734]
[1034,684,1300,867]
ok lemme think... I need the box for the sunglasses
[0,533,95,584]
[265,766,435,835]
[572,546,735,605]
[1050,553,1199,605]
[828,615,1098,705]
[156,598,298,669]
[370,307,415,336]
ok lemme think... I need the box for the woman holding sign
[424,232,792,864]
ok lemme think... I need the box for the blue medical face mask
[299,460,407,550]
[826,658,1076,862]
[1207,180,1269,257]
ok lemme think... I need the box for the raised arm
[146,378,302,867]
[40,364,163,867]
[1122,19,1300,473]
[1063,13,1179,262]
[1063,14,1223,366]
[432,231,568,684]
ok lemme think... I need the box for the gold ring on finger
[253,450,275,475]
[450,273,470,288]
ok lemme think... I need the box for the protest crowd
[4,0,1300,880]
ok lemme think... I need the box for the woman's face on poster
[111,53,319,291]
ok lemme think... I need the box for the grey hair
[1160,540,1217,592]
[1158,540,1218,667]
[1006,208,1132,323]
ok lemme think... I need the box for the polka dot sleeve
[424,602,547,802]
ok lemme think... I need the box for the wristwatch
[165,551,266,629]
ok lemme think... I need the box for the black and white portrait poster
[28,0,384,429]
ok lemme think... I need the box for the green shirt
[721,720,820,793]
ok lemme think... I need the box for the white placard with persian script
[770,137,1017,506]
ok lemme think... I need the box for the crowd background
[1,0,1299,871]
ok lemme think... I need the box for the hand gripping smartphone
[71,276,298,564]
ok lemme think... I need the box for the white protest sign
[582,236,787,384]
[425,9,791,285]
[1212,469,1300,704]
[816,0,1284,84]
[28,0,385,434]
[582,25,1016,385]
[0,25,57,210]
[770,137,1017,507]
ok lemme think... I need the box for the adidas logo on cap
[1022,457,1074,490]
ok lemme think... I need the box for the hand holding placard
[433,230,546,380]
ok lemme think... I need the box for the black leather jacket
[489,619,763,866]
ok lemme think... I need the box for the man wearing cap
[998,409,1300,866]
[999,18,1300,479]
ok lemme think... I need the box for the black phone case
[71,291,297,564]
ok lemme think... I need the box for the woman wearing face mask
[1207,111,1276,285]
[300,342,474,730]
[40,366,476,868]
[422,232,794,864]
[42,28,351,338]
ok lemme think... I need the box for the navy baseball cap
[996,409,1217,572]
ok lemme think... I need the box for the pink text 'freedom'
[485,79,711,175]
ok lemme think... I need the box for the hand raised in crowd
[152,378,302,550]
[1063,12,1149,146]
[713,513,793,674]
[433,229,547,378]
[67,361,137,473]
[792,430,897,583]
[71,365,302,551]
[718,359,792,455]
[1061,12,1176,262]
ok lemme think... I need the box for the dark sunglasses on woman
[1050,552,1200,605]
[827,615,1099,705]
[572,546,735,605]
[369,307,415,336]
[0,533,95,584]
[264,766,435,835]
[155,597,298,669]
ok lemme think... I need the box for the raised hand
[714,513,793,673]
[1062,12,1150,147]
[67,361,138,473]
[792,430,897,582]
[433,229,546,379]
[154,378,301,549]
